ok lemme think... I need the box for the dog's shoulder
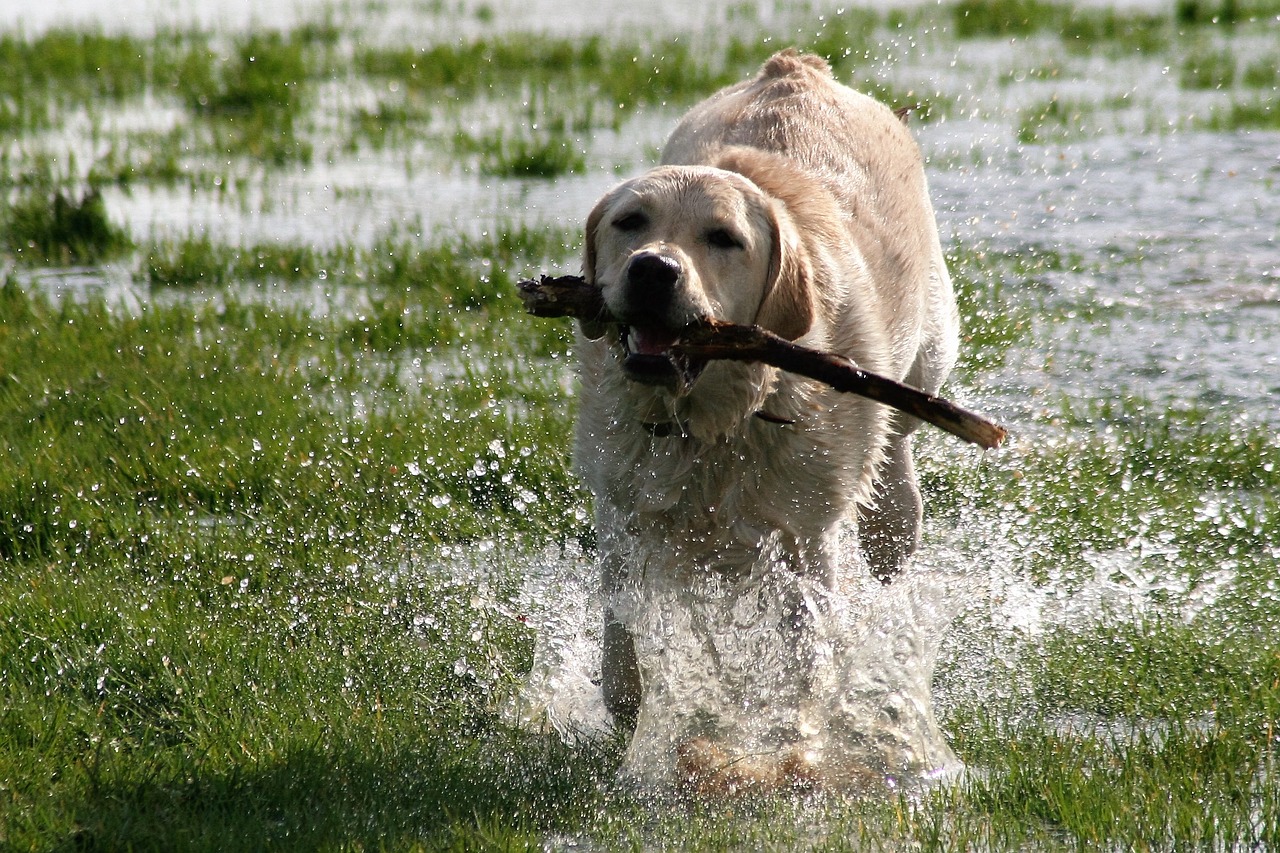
[710,146,846,249]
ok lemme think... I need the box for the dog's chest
[602,416,847,545]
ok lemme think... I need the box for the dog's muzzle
[614,251,708,393]
[618,325,701,393]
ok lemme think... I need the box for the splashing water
[509,528,972,794]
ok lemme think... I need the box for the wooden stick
[518,275,1007,449]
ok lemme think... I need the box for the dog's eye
[706,228,744,250]
[612,212,648,232]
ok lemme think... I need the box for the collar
[641,411,795,439]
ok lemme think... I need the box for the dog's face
[585,165,813,392]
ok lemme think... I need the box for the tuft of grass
[1059,6,1172,54]
[356,35,740,120]
[1,184,133,265]
[458,129,588,178]
[146,234,358,288]
[950,0,1068,38]
[1179,45,1238,88]
[347,100,435,152]
[1193,95,1280,130]
[946,241,1049,375]
[0,29,164,131]
[173,30,322,166]
[182,32,308,118]
[1017,94,1101,143]
[1241,56,1279,88]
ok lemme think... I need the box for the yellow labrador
[575,50,959,735]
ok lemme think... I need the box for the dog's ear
[583,192,610,286]
[714,147,816,341]
[756,200,815,341]
[579,191,613,339]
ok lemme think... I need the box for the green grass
[2,528,615,849]
[1,184,133,265]
[1179,45,1239,89]
[5,241,1278,849]
[1193,95,1280,130]
[456,128,589,178]
[946,242,1055,374]
[923,397,1280,567]
[1017,95,1104,144]
[951,0,1069,38]
[355,34,742,115]
[0,29,169,131]
[0,276,583,564]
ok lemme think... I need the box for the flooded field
[2,0,1279,849]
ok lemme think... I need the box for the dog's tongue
[631,326,680,356]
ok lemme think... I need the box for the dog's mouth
[620,324,706,394]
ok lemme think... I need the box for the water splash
[509,531,971,794]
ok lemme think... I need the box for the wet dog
[574,50,959,792]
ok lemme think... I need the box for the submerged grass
[0,29,173,132]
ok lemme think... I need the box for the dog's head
[584,164,815,393]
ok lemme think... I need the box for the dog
[573,50,959,789]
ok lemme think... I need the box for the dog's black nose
[626,252,681,291]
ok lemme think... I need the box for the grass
[1193,95,1280,130]
[456,128,589,178]
[4,252,1278,849]
[3,1,1280,849]
[946,242,1057,373]
[1016,95,1103,144]
[0,29,166,131]
[0,184,133,265]
[1180,45,1239,89]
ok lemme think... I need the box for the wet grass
[0,184,133,265]
[947,242,1057,373]
[5,261,1278,850]
[456,128,589,178]
[3,1,1280,850]
[1194,95,1280,131]
[1016,95,1104,145]
[3,519,613,850]
[0,29,173,131]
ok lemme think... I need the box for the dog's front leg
[600,547,641,729]
[858,428,923,583]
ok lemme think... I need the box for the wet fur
[574,51,959,758]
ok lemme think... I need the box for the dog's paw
[674,737,821,798]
